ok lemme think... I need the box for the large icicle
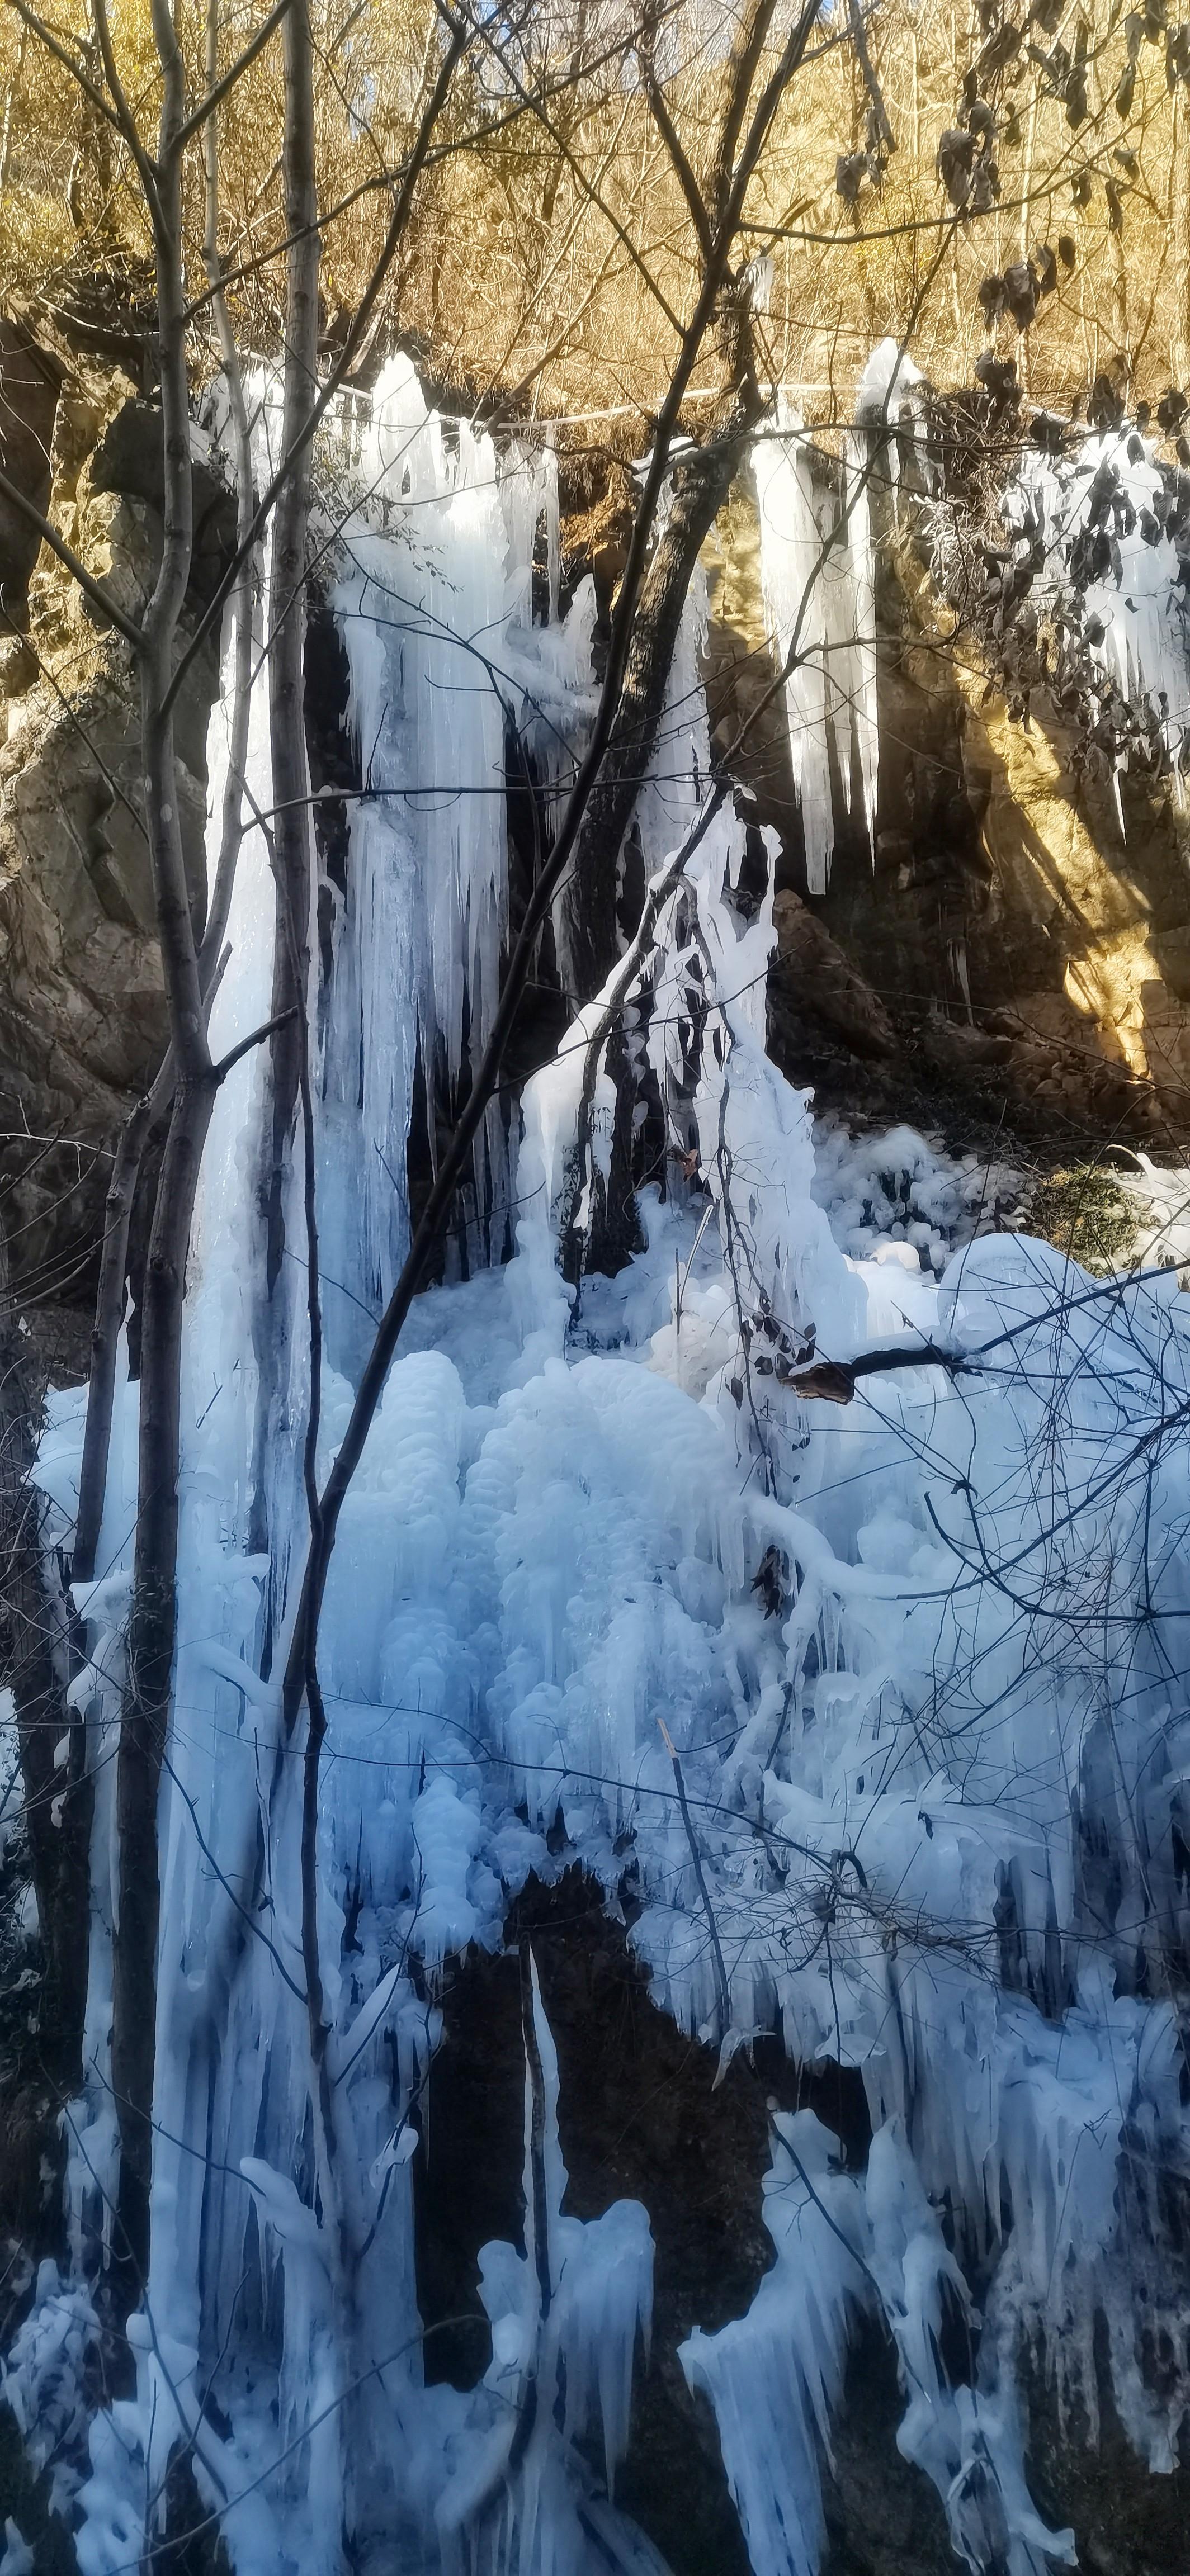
[754,348,923,887]
[753,400,843,893]
[683,2113,1074,2576]
[435,1964,654,2568]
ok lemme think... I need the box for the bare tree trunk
[263,0,363,2445]
[249,0,320,1597]
[0,1214,86,2104]
[113,1076,215,2289]
[106,0,215,2296]
[0,22,27,199]
[1174,89,1190,389]
[261,0,319,1305]
[74,8,255,1601]
[73,1081,161,1591]
[556,399,758,998]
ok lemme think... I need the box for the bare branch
[173,0,295,156]
[0,463,144,650]
[160,8,471,728]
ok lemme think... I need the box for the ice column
[322,357,567,1369]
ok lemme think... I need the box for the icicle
[754,402,839,892]
[842,423,879,856]
[998,416,1190,804]
[434,1967,653,2565]
[680,2114,870,2576]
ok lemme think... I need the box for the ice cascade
[12,356,1190,2576]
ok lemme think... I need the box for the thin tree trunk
[261,0,319,1307]
[0,22,27,199]
[73,1078,162,1589]
[556,401,757,997]
[70,0,257,2259]
[249,0,320,1600]
[73,10,254,1600]
[0,1213,86,2103]
[1174,89,1190,389]
[113,1075,215,2288]
[265,0,362,2474]
[108,0,214,2295]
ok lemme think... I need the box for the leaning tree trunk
[556,405,755,1000]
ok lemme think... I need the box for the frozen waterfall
[15,358,1190,2576]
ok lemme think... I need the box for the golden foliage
[1,0,1187,420]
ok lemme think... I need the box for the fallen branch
[781,1342,977,1404]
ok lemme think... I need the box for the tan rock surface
[0,323,233,1295]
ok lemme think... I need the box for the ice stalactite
[679,2113,871,2576]
[683,2108,1077,2576]
[435,1959,654,2575]
[321,354,571,1366]
[852,343,928,862]
[755,343,924,888]
[754,400,848,895]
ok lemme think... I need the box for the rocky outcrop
[0,319,234,1300]
[769,888,898,1064]
[704,458,1190,1148]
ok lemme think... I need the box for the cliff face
[0,320,233,1301]
[703,462,1190,1148]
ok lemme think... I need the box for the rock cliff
[0,316,233,1301]
[702,451,1190,1150]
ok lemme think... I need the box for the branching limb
[2,0,122,132]
[173,0,296,156]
